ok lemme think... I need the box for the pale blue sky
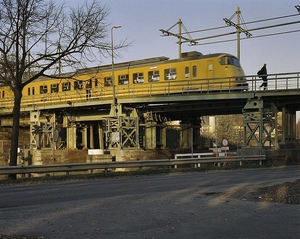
[64,0,300,119]
[64,0,300,76]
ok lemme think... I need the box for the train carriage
[0,51,248,109]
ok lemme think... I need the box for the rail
[0,155,266,176]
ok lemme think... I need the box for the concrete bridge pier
[180,123,192,149]
[66,127,77,149]
[155,125,166,149]
[179,118,201,150]
[280,106,297,148]
[145,121,157,149]
[98,125,104,150]
[81,127,87,149]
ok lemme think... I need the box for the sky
[63,0,300,76]
[64,0,300,118]
[107,0,300,76]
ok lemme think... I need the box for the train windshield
[219,56,241,68]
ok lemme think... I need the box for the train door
[85,79,92,100]
[207,60,214,78]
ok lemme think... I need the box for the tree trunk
[8,88,22,179]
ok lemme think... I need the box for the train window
[32,87,35,95]
[148,70,160,82]
[133,72,144,84]
[192,66,197,77]
[104,76,112,86]
[62,82,70,91]
[74,80,83,90]
[1,91,4,98]
[51,84,59,93]
[94,78,98,88]
[219,56,241,67]
[219,57,226,65]
[40,85,48,94]
[28,87,30,96]
[185,67,189,78]
[228,56,241,67]
[164,68,177,80]
[118,74,129,85]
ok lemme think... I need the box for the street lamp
[111,25,122,116]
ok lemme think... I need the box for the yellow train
[0,51,247,108]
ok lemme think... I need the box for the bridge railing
[246,72,300,91]
[0,72,299,111]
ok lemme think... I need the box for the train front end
[218,54,248,91]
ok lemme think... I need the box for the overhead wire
[191,29,300,46]
[243,13,300,25]
[181,10,300,46]
[183,13,300,35]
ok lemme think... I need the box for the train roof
[75,51,231,75]
[36,51,235,80]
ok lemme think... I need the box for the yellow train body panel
[0,51,247,109]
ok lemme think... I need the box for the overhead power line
[183,13,300,35]
[160,19,197,58]
[182,20,300,44]
[160,6,300,59]
[182,16,300,42]
[193,29,300,46]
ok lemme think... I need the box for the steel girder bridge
[1,72,299,153]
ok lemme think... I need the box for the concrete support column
[291,111,296,140]
[193,126,201,147]
[89,125,94,149]
[82,127,88,149]
[281,107,296,143]
[145,122,157,149]
[159,126,166,149]
[66,127,77,149]
[180,123,192,149]
[98,126,104,149]
[282,107,287,144]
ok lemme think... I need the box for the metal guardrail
[0,155,266,176]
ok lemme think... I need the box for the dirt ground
[248,179,300,204]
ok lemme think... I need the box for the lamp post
[111,25,122,116]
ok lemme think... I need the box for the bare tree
[0,0,126,178]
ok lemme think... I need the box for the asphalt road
[0,166,300,239]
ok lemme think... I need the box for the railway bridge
[1,71,300,163]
